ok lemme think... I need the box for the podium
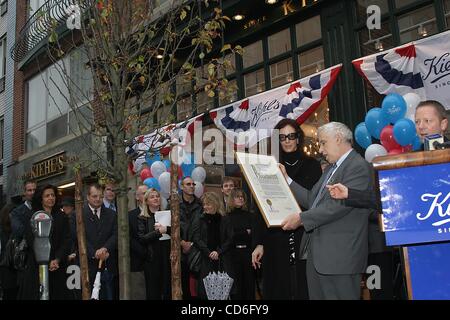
[372,149,450,300]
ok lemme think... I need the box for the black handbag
[0,238,15,268]
[187,246,202,273]
[13,239,28,271]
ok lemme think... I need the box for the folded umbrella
[90,260,103,300]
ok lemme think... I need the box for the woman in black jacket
[252,118,321,300]
[137,188,171,300]
[192,192,233,299]
[0,203,18,300]
[17,184,71,300]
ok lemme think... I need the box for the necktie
[300,163,337,260]
[93,208,99,219]
[110,203,116,212]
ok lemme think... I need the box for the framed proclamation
[236,152,301,227]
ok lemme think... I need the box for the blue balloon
[412,135,422,151]
[162,159,171,170]
[393,118,416,146]
[145,151,161,166]
[365,108,389,140]
[181,153,195,178]
[381,93,407,124]
[354,122,372,149]
[143,177,160,191]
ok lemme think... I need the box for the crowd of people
[0,100,448,300]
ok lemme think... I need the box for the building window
[270,58,293,88]
[219,79,238,106]
[268,28,291,58]
[242,41,263,68]
[398,5,437,44]
[28,0,47,18]
[244,68,265,97]
[395,0,417,8]
[358,21,394,56]
[0,37,6,93]
[296,15,322,47]
[444,0,450,29]
[177,96,192,121]
[0,0,7,16]
[298,46,324,78]
[0,117,3,160]
[355,0,389,22]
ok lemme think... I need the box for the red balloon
[140,168,152,181]
[380,125,401,151]
[388,148,403,155]
[160,147,170,156]
[178,165,183,179]
[401,145,413,153]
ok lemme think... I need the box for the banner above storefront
[353,30,450,110]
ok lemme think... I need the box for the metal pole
[39,264,50,300]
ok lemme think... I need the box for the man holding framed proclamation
[235,152,301,227]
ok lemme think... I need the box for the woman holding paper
[252,118,321,300]
[138,188,171,300]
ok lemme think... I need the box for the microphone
[433,140,450,150]
[424,134,444,151]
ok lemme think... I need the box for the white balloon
[158,171,171,194]
[160,196,168,210]
[151,161,166,179]
[194,181,204,198]
[191,166,206,183]
[160,191,170,200]
[133,156,146,172]
[365,144,388,163]
[402,92,421,121]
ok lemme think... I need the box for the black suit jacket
[74,205,118,276]
[128,208,147,272]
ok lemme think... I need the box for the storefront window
[27,74,47,129]
[47,61,70,121]
[298,46,324,78]
[445,0,450,29]
[296,16,321,47]
[270,58,293,88]
[398,5,437,44]
[268,28,291,58]
[244,68,265,97]
[69,104,94,135]
[196,90,214,113]
[26,126,46,151]
[359,20,394,56]
[47,114,68,144]
[219,79,238,106]
[301,98,329,157]
[242,41,263,68]
[395,0,418,8]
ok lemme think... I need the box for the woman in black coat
[192,192,233,299]
[252,118,321,300]
[0,203,18,300]
[137,188,171,300]
[17,184,71,300]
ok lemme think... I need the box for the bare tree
[37,0,239,299]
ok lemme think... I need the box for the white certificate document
[236,152,301,227]
[155,210,171,240]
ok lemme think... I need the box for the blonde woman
[137,188,171,300]
[227,188,255,299]
[192,192,233,299]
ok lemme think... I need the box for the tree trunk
[74,169,91,300]
[170,158,182,299]
[115,149,131,300]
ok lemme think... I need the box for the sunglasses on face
[279,132,298,141]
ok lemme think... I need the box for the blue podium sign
[378,162,450,246]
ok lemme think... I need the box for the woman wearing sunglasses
[252,118,321,300]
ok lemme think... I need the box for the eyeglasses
[279,133,298,141]
[185,182,196,186]
[234,195,244,199]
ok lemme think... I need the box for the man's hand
[95,247,109,261]
[326,183,349,200]
[281,213,302,230]
[49,259,59,271]
[180,240,192,254]
[278,163,288,181]
[209,251,219,260]
[252,245,264,269]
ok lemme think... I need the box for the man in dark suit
[77,183,118,300]
[10,180,36,240]
[280,122,373,300]
[128,184,148,299]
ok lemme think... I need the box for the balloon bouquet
[138,150,207,206]
[354,93,422,163]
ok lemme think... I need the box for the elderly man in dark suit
[74,183,118,300]
[280,122,373,300]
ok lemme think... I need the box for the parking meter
[30,210,52,300]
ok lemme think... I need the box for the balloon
[380,125,401,151]
[134,156,146,173]
[365,108,389,140]
[162,159,171,170]
[381,93,407,123]
[160,147,170,156]
[403,92,421,121]
[140,168,152,182]
[365,144,388,162]
[194,181,204,198]
[160,191,170,200]
[145,151,161,166]
[393,118,416,146]
[160,196,168,210]
[354,123,372,149]
[150,161,166,179]
[143,177,160,191]
[388,148,403,155]
[191,167,206,183]
[158,172,171,194]
[411,135,422,151]
[401,145,413,153]
[181,153,195,178]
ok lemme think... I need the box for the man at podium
[415,100,449,148]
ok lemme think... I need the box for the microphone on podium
[424,134,450,150]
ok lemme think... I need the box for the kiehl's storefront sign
[22,152,66,181]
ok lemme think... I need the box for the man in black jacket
[74,183,118,300]
[10,180,36,240]
[128,184,148,299]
